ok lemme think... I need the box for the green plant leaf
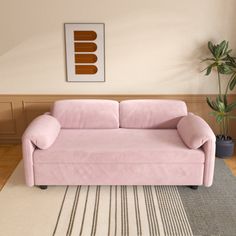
[218,101,225,112]
[202,62,217,74]
[215,96,225,112]
[225,61,233,66]
[215,44,221,58]
[218,64,234,74]
[206,97,218,111]
[219,40,226,57]
[227,54,235,63]
[229,74,236,90]
[208,41,214,55]
[226,49,232,55]
[205,66,212,75]
[216,95,223,103]
[223,94,228,107]
[210,111,219,117]
[200,58,216,63]
[223,41,229,55]
[216,114,224,123]
[225,101,236,112]
[222,56,229,61]
[212,100,221,112]
[217,64,224,73]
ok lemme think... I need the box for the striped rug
[1,160,235,236]
[53,186,193,236]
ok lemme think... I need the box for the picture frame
[64,23,105,82]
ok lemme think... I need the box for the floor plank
[0,145,21,191]
[224,150,236,176]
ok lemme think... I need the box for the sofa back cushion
[51,100,119,129]
[120,100,187,129]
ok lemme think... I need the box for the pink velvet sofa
[22,99,216,189]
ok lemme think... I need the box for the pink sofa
[22,99,216,189]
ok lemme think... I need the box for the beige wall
[0,0,236,94]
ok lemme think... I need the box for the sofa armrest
[177,114,215,149]
[22,115,61,186]
[22,139,36,186]
[177,114,216,187]
[202,140,216,187]
[22,114,61,149]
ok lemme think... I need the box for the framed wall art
[64,23,105,82]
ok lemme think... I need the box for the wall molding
[0,94,235,143]
[0,101,17,135]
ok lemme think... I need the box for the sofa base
[189,185,199,190]
[33,163,204,186]
[37,185,200,190]
[38,185,48,190]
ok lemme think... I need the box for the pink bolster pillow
[177,114,215,149]
[22,115,61,149]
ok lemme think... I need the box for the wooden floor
[0,145,235,190]
[0,145,22,190]
[224,151,236,176]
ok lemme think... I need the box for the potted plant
[202,40,236,158]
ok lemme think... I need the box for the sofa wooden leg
[39,185,48,190]
[189,185,199,190]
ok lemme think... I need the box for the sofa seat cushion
[33,129,205,164]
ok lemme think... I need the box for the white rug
[0,162,193,236]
